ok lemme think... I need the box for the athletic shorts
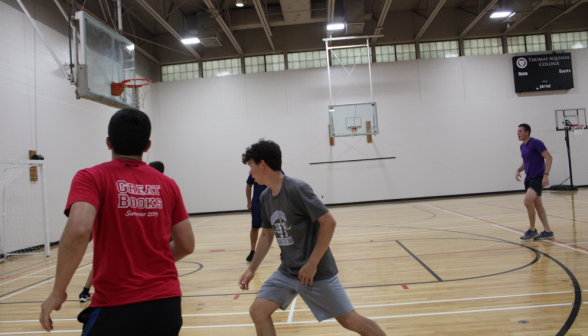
[524,175,544,196]
[257,271,354,322]
[251,201,262,229]
[78,296,182,336]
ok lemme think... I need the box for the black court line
[309,157,396,165]
[396,240,443,281]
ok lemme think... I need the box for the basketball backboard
[329,102,379,137]
[75,11,136,109]
[555,109,587,131]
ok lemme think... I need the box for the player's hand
[542,175,549,187]
[39,291,67,332]
[298,262,317,287]
[515,171,522,181]
[239,269,255,290]
[247,202,252,211]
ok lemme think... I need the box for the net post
[39,162,50,257]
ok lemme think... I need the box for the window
[287,51,327,70]
[161,62,199,82]
[419,41,459,59]
[463,38,503,56]
[330,47,370,66]
[203,58,242,78]
[507,34,546,53]
[375,44,416,62]
[244,54,285,73]
[552,31,588,50]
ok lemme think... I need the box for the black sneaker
[534,231,555,240]
[246,250,255,262]
[79,291,91,303]
[520,229,539,241]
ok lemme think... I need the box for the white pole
[17,0,71,80]
[117,0,123,32]
[366,38,373,102]
[39,163,50,257]
[325,41,333,106]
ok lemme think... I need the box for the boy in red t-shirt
[40,109,195,335]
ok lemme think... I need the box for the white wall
[156,50,588,214]
[0,0,159,243]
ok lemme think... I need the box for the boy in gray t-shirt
[238,140,386,336]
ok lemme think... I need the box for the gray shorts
[257,271,354,322]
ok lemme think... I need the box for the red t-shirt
[65,159,189,307]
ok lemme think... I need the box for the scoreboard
[512,53,574,93]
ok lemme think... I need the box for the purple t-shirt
[520,138,547,179]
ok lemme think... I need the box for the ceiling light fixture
[126,44,135,51]
[236,0,244,7]
[181,37,200,44]
[327,23,345,31]
[490,11,512,18]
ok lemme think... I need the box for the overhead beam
[415,0,446,40]
[252,0,275,50]
[459,0,499,38]
[538,0,587,31]
[136,0,202,59]
[122,3,156,35]
[372,0,393,42]
[503,0,549,35]
[203,0,244,55]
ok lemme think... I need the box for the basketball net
[111,78,152,109]
[350,126,358,136]
[571,124,585,135]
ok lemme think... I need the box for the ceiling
[73,0,588,64]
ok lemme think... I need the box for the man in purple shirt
[516,123,554,241]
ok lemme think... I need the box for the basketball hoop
[111,78,152,109]
[349,126,358,136]
[571,124,585,135]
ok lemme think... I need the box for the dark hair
[518,123,531,135]
[242,139,282,171]
[149,161,164,174]
[108,108,151,156]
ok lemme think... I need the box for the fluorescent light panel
[490,11,511,18]
[126,44,135,51]
[181,38,200,44]
[236,0,244,6]
[327,23,345,31]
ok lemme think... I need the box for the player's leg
[249,298,281,336]
[79,268,93,302]
[336,310,386,336]
[247,202,263,261]
[521,184,539,240]
[533,194,554,240]
[253,271,298,335]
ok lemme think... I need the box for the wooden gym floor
[1,189,587,335]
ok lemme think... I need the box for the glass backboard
[329,102,379,137]
[555,109,587,131]
[75,11,135,109]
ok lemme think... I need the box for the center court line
[428,204,588,255]
[0,291,573,325]
[423,204,476,220]
[1,303,569,333]
[191,219,211,227]
[0,264,93,301]
[287,296,298,323]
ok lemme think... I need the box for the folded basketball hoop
[571,124,585,135]
[111,78,152,109]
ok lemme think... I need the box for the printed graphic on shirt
[117,180,163,216]
[271,210,294,246]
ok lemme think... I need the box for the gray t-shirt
[260,176,338,281]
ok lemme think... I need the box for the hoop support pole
[40,163,50,257]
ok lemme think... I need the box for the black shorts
[79,296,182,336]
[251,201,262,229]
[524,175,544,196]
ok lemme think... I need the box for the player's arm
[170,219,195,261]
[239,228,274,290]
[515,160,525,181]
[40,201,96,332]
[299,212,336,287]
[541,150,553,187]
[246,184,252,211]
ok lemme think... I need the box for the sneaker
[534,231,555,240]
[246,250,255,262]
[79,291,91,303]
[520,229,539,241]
